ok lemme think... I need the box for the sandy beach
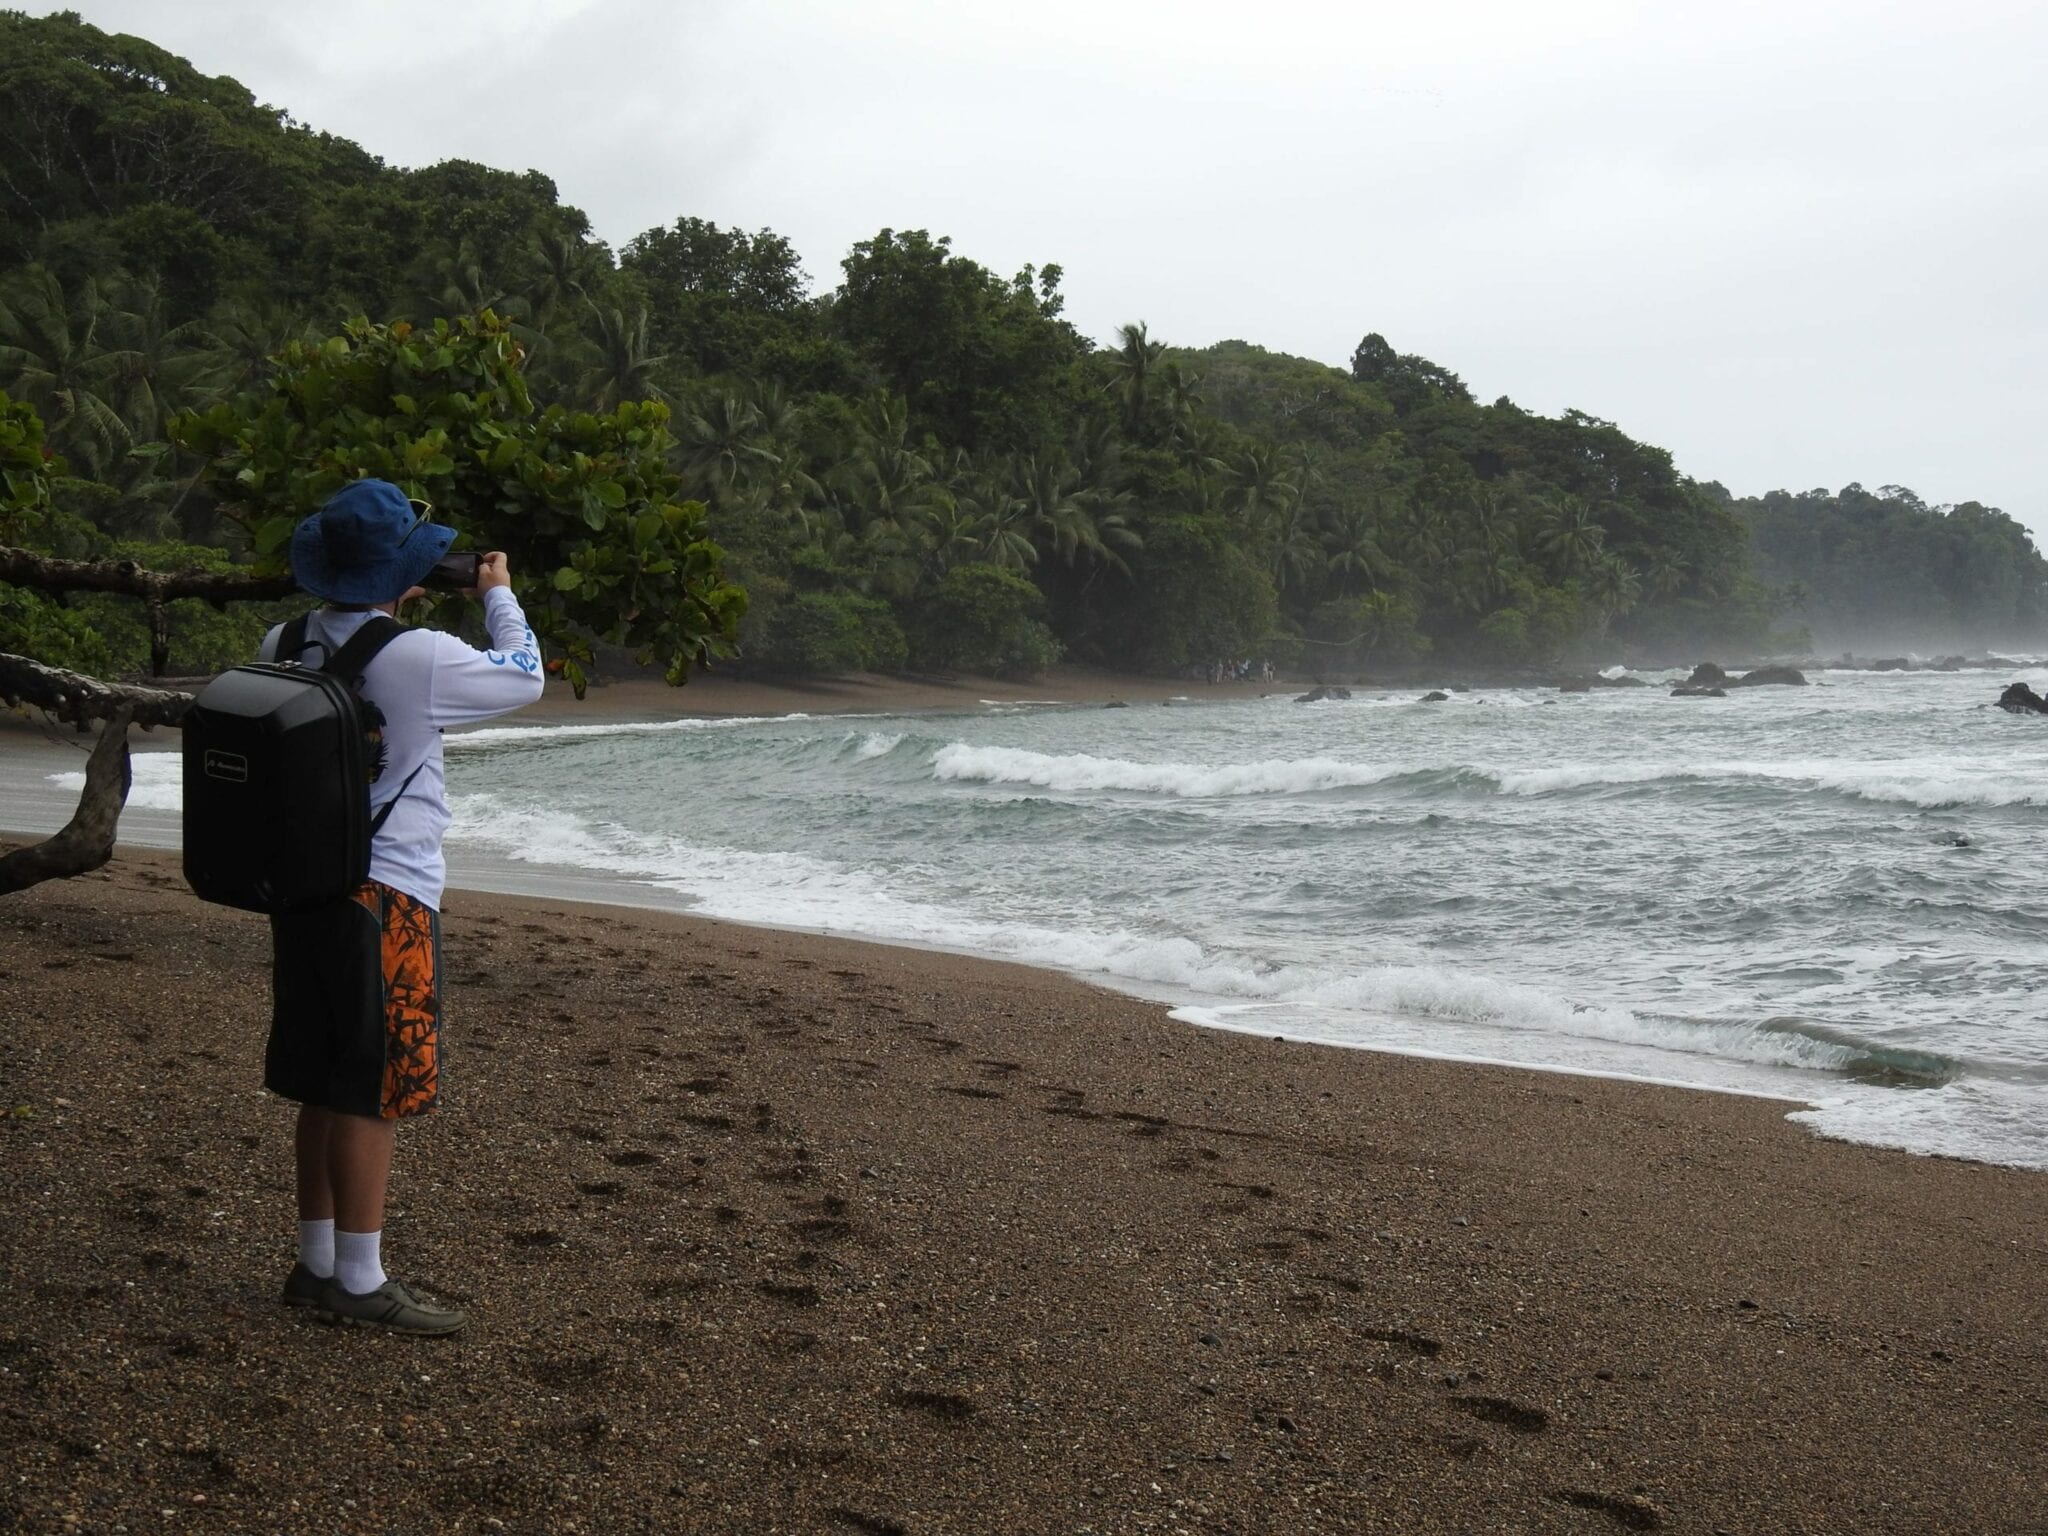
[2,829,2043,1534]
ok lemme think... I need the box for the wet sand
[1,845,2043,1534]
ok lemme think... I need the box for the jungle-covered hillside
[3,9,2040,682]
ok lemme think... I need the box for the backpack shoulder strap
[277,612,316,664]
[320,616,425,840]
[320,615,407,685]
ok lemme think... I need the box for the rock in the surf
[1731,665,1808,687]
[1671,684,1727,698]
[1996,682,2048,714]
[1295,685,1352,703]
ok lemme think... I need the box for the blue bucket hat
[289,479,456,604]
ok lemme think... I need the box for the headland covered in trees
[1,8,2043,691]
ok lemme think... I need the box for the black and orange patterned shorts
[267,881,442,1119]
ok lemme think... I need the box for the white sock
[297,1219,336,1279]
[333,1229,387,1296]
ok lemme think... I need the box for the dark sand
[1,847,2044,1534]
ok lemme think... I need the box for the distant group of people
[1200,657,1274,684]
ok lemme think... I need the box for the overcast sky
[54,0,2048,539]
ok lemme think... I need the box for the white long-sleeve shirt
[260,586,543,909]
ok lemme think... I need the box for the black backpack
[182,614,420,914]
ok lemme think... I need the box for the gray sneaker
[321,1277,468,1336]
[281,1263,330,1309]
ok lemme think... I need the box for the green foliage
[1307,591,1426,671]
[832,230,1089,456]
[748,592,907,675]
[0,583,114,674]
[1114,519,1279,674]
[622,218,850,390]
[904,564,1061,678]
[71,539,283,675]
[169,313,744,690]
[1,11,2032,690]
[1744,483,2048,647]
[0,388,61,540]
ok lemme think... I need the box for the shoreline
[0,695,2031,1170]
[2,845,2043,1531]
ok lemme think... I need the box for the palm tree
[202,295,316,396]
[568,298,669,410]
[675,391,775,503]
[94,274,216,445]
[1160,360,1205,448]
[1270,498,1326,598]
[829,394,949,594]
[1110,320,1165,437]
[416,242,523,323]
[1322,501,1399,595]
[1534,495,1605,581]
[937,468,1037,574]
[0,267,133,479]
[1640,551,1688,602]
[1012,451,1139,574]
[1222,444,1299,532]
[1582,553,1643,635]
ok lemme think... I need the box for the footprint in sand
[1361,1326,1442,1357]
[887,1388,976,1423]
[1553,1489,1662,1530]
[830,1508,908,1536]
[1450,1394,1548,1432]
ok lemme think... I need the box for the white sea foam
[931,744,1407,797]
[929,743,2048,809]
[49,753,183,811]
[443,791,1908,1085]
[449,713,816,748]
[850,731,904,760]
[1794,1078,2047,1171]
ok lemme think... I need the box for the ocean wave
[848,731,905,761]
[49,752,183,811]
[928,743,2048,809]
[443,789,1946,1087]
[931,744,1407,797]
[448,713,820,749]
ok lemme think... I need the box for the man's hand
[471,553,512,595]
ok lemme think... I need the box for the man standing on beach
[265,479,544,1334]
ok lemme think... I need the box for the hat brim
[289,515,458,604]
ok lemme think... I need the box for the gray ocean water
[52,665,2048,1170]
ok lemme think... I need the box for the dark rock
[1933,656,1966,671]
[1294,685,1352,703]
[1671,685,1726,698]
[1103,700,1128,709]
[1731,665,1808,687]
[1555,678,1592,693]
[1685,662,1728,687]
[1996,683,2048,715]
[1872,657,1911,671]
[1420,691,1449,703]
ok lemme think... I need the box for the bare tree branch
[0,651,192,728]
[0,706,134,894]
[0,544,296,604]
